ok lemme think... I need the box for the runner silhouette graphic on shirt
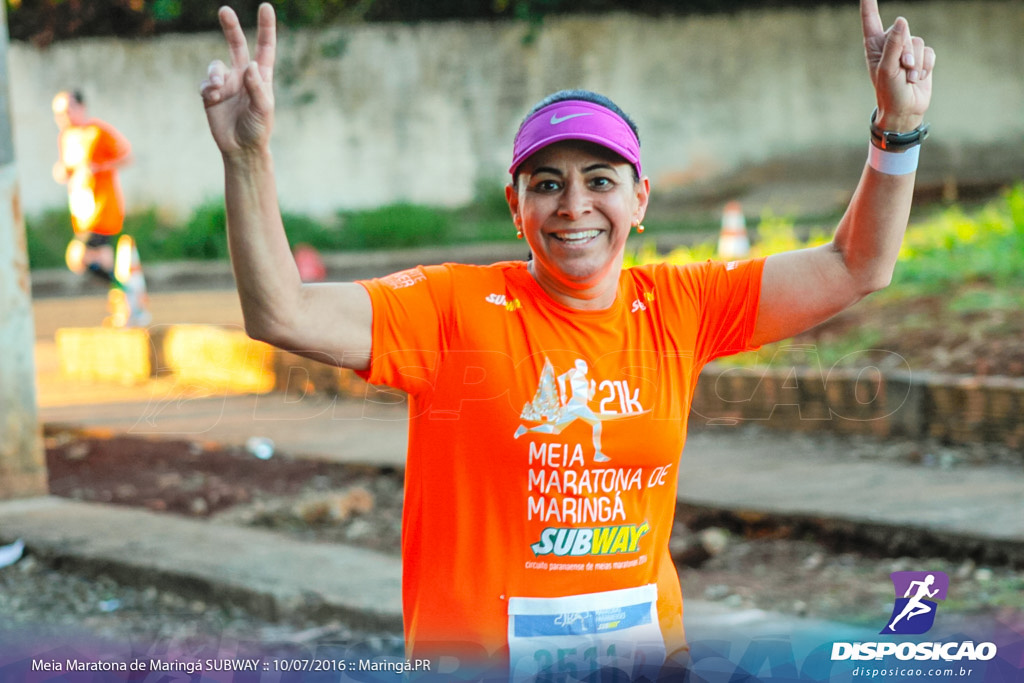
[888,574,940,631]
[515,358,641,462]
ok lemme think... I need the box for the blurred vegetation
[642,182,1023,371]
[624,183,1024,291]
[624,209,832,269]
[6,0,936,45]
[25,178,519,269]
[28,181,1024,282]
[895,183,1024,291]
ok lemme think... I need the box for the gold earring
[637,224,645,234]
[516,228,523,239]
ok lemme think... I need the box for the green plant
[462,177,513,222]
[158,200,230,260]
[623,239,717,269]
[752,211,829,256]
[278,212,340,250]
[445,178,515,243]
[24,208,72,269]
[339,203,449,249]
[122,207,172,252]
[894,183,1024,291]
[623,209,825,269]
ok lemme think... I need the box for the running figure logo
[515,357,642,463]
[881,571,949,635]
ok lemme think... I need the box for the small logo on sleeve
[381,269,426,290]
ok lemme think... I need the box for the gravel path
[0,552,405,659]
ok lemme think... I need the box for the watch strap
[870,108,930,151]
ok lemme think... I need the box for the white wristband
[868,142,920,175]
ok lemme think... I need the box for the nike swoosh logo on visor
[549,112,594,125]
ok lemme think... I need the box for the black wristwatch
[870,108,930,151]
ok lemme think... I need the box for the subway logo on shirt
[531,522,650,557]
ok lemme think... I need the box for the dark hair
[514,89,641,182]
[56,89,85,106]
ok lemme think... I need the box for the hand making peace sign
[200,3,278,156]
[861,0,935,133]
[199,2,933,150]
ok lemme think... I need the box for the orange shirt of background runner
[57,119,131,235]
[358,257,764,666]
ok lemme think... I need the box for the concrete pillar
[0,1,47,499]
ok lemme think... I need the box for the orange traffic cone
[717,201,750,259]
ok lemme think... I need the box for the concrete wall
[10,1,1024,221]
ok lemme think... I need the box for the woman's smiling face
[507,140,649,308]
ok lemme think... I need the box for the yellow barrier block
[162,325,276,394]
[56,327,152,384]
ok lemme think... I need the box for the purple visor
[509,99,641,178]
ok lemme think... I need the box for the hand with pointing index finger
[199,3,277,157]
[861,0,934,133]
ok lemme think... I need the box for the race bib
[507,584,665,682]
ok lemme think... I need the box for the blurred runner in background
[52,89,149,327]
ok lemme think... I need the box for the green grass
[894,183,1024,291]
[948,287,1024,314]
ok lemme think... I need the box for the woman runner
[199,1,935,678]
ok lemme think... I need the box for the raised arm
[199,3,372,370]
[750,0,935,347]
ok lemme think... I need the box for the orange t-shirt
[57,119,130,235]
[357,258,764,672]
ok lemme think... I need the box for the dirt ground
[44,430,405,556]
[43,427,1024,633]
